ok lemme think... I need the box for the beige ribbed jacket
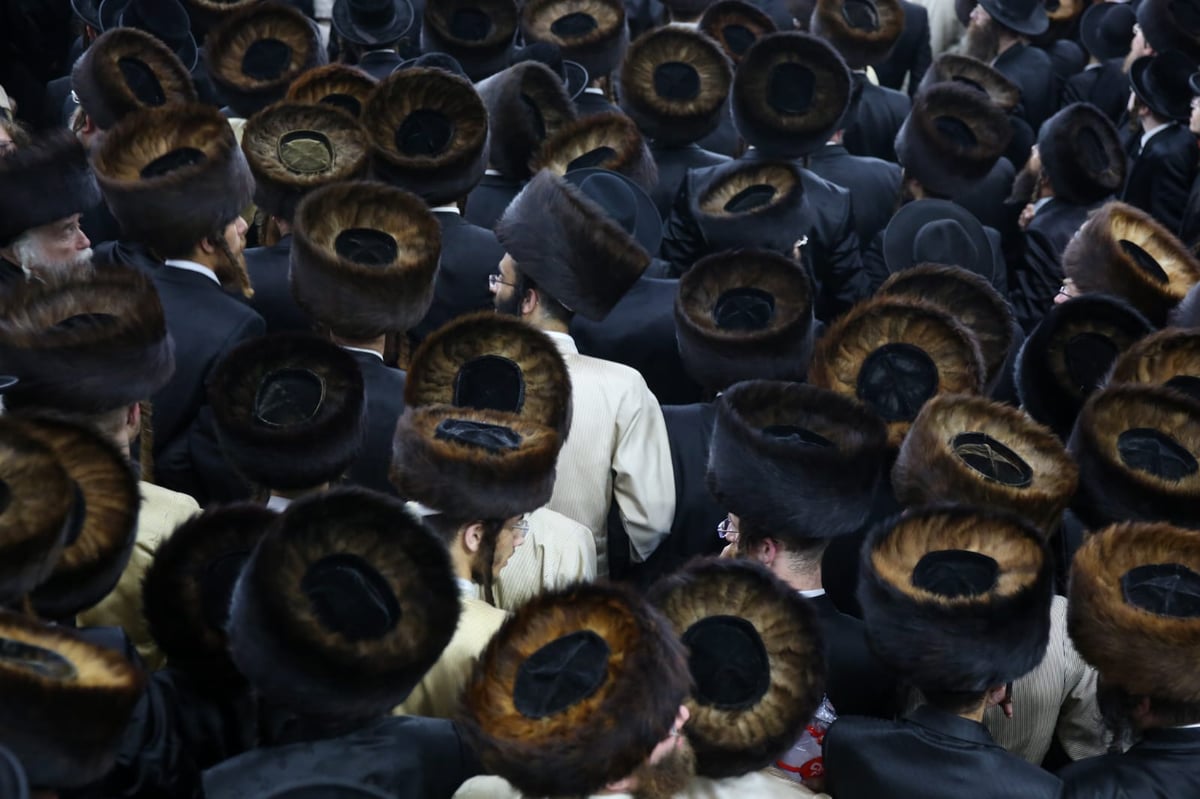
[493,507,597,611]
[542,332,675,577]
[453,773,829,798]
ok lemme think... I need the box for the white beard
[13,235,92,278]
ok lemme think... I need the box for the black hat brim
[1079,3,1135,61]
[977,0,1049,36]
[332,0,415,46]
[883,199,994,281]
[564,59,588,100]
[72,0,101,28]
[98,0,199,71]
[563,167,663,256]
[1130,54,1191,122]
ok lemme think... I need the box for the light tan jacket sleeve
[493,508,597,612]
[610,373,676,563]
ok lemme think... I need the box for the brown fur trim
[290,180,441,339]
[860,504,1052,691]
[71,28,197,130]
[1109,328,1200,399]
[520,0,629,78]
[92,103,253,256]
[364,67,490,205]
[20,417,139,620]
[688,159,808,254]
[649,558,825,779]
[496,169,649,321]
[476,62,576,179]
[893,394,1078,534]
[1068,522,1200,700]
[808,295,987,447]
[618,27,733,145]
[531,111,657,190]
[918,53,1019,111]
[0,131,100,245]
[732,31,851,158]
[461,582,691,798]
[878,263,1014,387]
[0,266,174,416]
[675,249,815,391]
[1063,202,1200,327]
[1037,103,1126,207]
[422,0,520,81]
[811,0,905,69]
[228,487,460,717]
[404,312,572,437]
[0,611,144,788]
[285,63,377,119]
[700,1,779,64]
[697,161,800,217]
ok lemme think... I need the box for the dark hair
[421,514,506,600]
[515,270,574,325]
[1098,679,1200,752]
[922,688,988,716]
[738,517,831,568]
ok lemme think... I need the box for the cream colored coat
[493,507,597,611]
[453,772,829,798]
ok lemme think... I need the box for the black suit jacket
[1122,123,1199,236]
[874,0,933,97]
[649,142,730,221]
[1060,60,1129,126]
[811,593,899,719]
[413,211,503,341]
[355,51,404,81]
[575,89,620,117]
[1182,171,1200,250]
[993,43,1058,130]
[807,144,902,246]
[245,235,313,335]
[464,173,522,231]
[345,349,405,496]
[1059,727,1200,799]
[40,73,73,130]
[826,706,1066,799]
[0,258,22,302]
[843,78,911,163]
[697,107,743,159]
[1011,198,1096,333]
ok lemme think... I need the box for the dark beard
[962,19,999,62]
[631,740,697,799]
[1009,163,1040,205]
[493,289,523,317]
[1097,680,1142,754]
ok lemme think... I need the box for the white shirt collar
[484,168,504,176]
[667,20,701,28]
[583,87,605,96]
[432,204,461,215]
[266,494,292,511]
[798,588,827,599]
[163,259,220,286]
[1141,122,1176,151]
[544,330,578,355]
[1178,722,1200,729]
[455,578,481,600]
[339,345,385,361]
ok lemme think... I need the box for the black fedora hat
[99,0,198,70]
[1137,0,1200,65]
[563,167,662,256]
[883,199,995,283]
[1080,2,1136,61]
[510,42,589,99]
[977,0,1048,36]
[421,0,519,82]
[332,0,415,47]
[72,0,102,29]
[1131,50,1196,123]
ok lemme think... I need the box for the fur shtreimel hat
[475,61,576,180]
[810,0,905,69]
[1063,202,1200,327]
[519,0,629,79]
[209,333,366,492]
[242,101,369,222]
[421,0,520,82]
[859,504,1053,693]
[732,31,851,159]
[1016,294,1153,439]
[1137,0,1200,64]
[0,612,144,789]
[700,1,778,65]
[1108,328,1200,402]
[363,67,489,206]
[290,180,441,340]
[227,488,460,718]
[71,28,198,131]
[689,160,808,255]
[895,82,1011,198]
[808,294,986,447]
[531,112,657,191]
[92,103,254,257]
[1069,522,1200,702]
[893,394,1078,534]
[285,63,378,120]
[649,558,825,780]
[918,53,1019,112]
[0,131,100,246]
[203,1,326,118]
[142,504,277,691]
[0,266,174,416]
[461,582,690,798]
[618,26,733,146]
[707,380,889,538]
[496,169,648,321]
[1037,103,1126,208]
[675,249,815,393]
[1068,384,1200,530]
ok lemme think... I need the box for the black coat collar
[905,705,999,748]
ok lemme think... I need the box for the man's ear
[198,234,218,256]
[520,285,539,317]
[463,522,485,554]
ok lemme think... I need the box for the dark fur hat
[496,169,648,321]
[460,581,691,797]
[0,266,174,416]
[404,312,572,436]
[859,504,1053,692]
[618,26,733,146]
[531,111,657,191]
[0,612,144,789]
[732,32,851,158]
[895,82,1012,198]
[142,504,276,690]
[363,67,489,206]
[1108,328,1200,403]
[209,333,367,491]
[1038,103,1126,207]
[20,417,139,620]
[242,101,370,221]
[92,103,254,257]
[520,0,630,79]
[649,558,825,779]
[0,131,100,246]
[893,394,1078,534]
[285,63,378,120]
[203,2,326,118]
[1067,384,1200,529]
[421,0,520,82]
[700,1,778,64]
[71,27,198,131]
[808,295,987,447]
[1137,0,1200,64]
[475,61,576,179]
[877,264,1015,388]
[227,487,460,718]
[676,249,815,392]
[810,0,905,69]
[1068,522,1200,701]
[290,180,441,340]
[707,380,890,537]
[1063,202,1200,327]
[689,159,808,255]
[918,53,1019,112]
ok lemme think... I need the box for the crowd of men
[1,0,1200,795]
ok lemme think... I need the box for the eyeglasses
[509,515,530,536]
[488,273,517,290]
[717,516,738,540]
